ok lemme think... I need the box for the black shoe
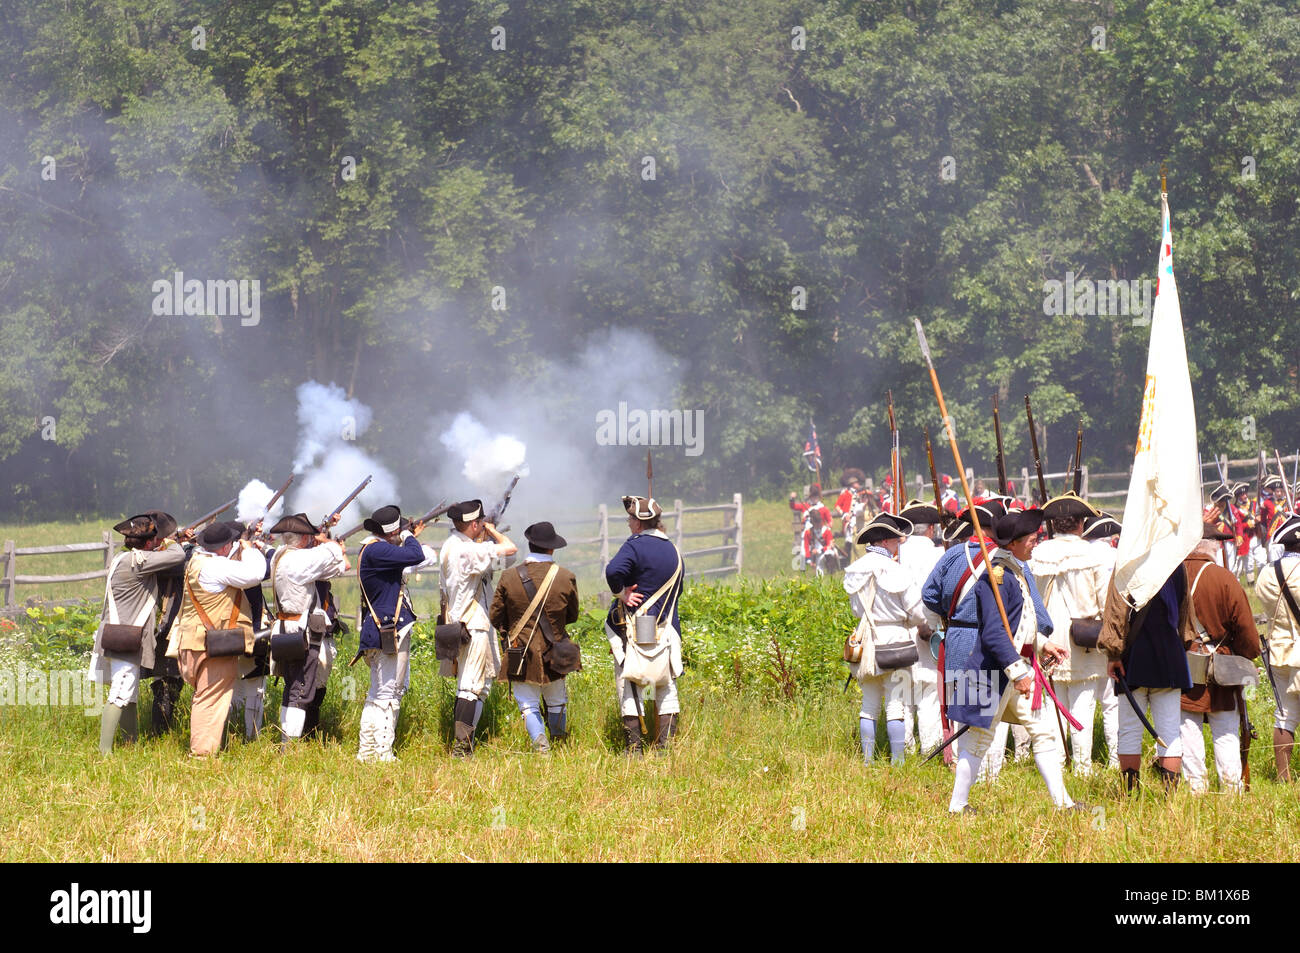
[948,804,979,816]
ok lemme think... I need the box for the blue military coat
[604,531,684,638]
[357,535,425,650]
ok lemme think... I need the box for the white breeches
[1180,710,1243,793]
[455,626,500,703]
[364,623,413,712]
[1117,685,1183,758]
[106,658,141,708]
[858,668,912,721]
[616,659,679,717]
[1100,674,1119,766]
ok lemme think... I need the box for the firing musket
[486,474,521,526]
[248,473,296,539]
[319,474,373,537]
[408,499,450,529]
[1072,421,1083,496]
[178,497,237,538]
[1024,395,1052,536]
[992,393,1008,496]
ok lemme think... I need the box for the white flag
[1112,192,1202,609]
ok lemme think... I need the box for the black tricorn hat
[857,513,913,545]
[1202,522,1235,541]
[268,512,319,536]
[957,502,1000,530]
[113,511,175,540]
[899,500,942,525]
[447,500,484,524]
[198,521,241,548]
[943,518,974,544]
[1081,513,1122,540]
[1042,491,1100,521]
[524,521,567,550]
[363,505,403,535]
[1209,484,1232,504]
[993,509,1044,547]
[1271,515,1300,548]
[1232,482,1250,497]
[1264,475,1284,490]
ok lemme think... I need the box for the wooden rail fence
[0,496,743,614]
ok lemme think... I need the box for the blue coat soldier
[355,504,431,762]
[605,495,685,753]
[945,509,1075,814]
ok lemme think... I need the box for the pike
[914,320,1081,766]
[992,393,1008,496]
[1024,395,1052,537]
[179,497,237,536]
[1072,420,1084,495]
[888,391,900,513]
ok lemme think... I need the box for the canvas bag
[620,553,683,688]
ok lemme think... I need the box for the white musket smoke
[235,479,286,525]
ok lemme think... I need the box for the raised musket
[179,497,237,536]
[887,390,900,513]
[1024,395,1052,537]
[924,427,950,527]
[321,474,373,536]
[486,474,521,526]
[1072,421,1084,496]
[249,473,296,539]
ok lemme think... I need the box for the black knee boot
[452,698,477,757]
[622,715,644,755]
[653,713,678,750]
[1122,768,1140,795]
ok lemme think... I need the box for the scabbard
[1115,672,1167,748]
[923,723,969,765]
[1032,654,1084,731]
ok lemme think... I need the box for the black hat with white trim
[622,495,662,521]
[899,500,942,525]
[363,505,404,535]
[1081,512,1122,540]
[447,500,484,524]
[1041,491,1100,521]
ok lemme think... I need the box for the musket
[1275,449,1295,513]
[647,450,654,500]
[992,393,1008,496]
[410,499,450,528]
[1024,395,1052,535]
[1072,421,1083,496]
[321,474,373,533]
[250,473,295,538]
[486,474,521,525]
[924,427,950,527]
[179,497,237,536]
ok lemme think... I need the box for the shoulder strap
[102,551,153,627]
[183,557,242,630]
[514,563,560,645]
[633,547,684,624]
[509,563,560,648]
[1275,559,1300,629]
[947,549,986,620]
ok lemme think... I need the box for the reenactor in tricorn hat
[440,499,517,757]
[843,512,930,765]
[489,521,581,752]
[945,510,1075,813]
[355,505,433,762]
[266,513,350,746]
[90,511,187,754]
[605,495,685,754]
[171,520,268,757]
[1028,493,1110,775]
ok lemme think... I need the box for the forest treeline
[1,0,1298,518]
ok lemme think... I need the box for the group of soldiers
[88,494,685,761]
[843,479,1300,811]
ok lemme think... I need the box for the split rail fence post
[3,541,14,607]
[674,499,684,550]
[733,493,743,574]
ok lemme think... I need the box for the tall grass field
[0,503,1294,862]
